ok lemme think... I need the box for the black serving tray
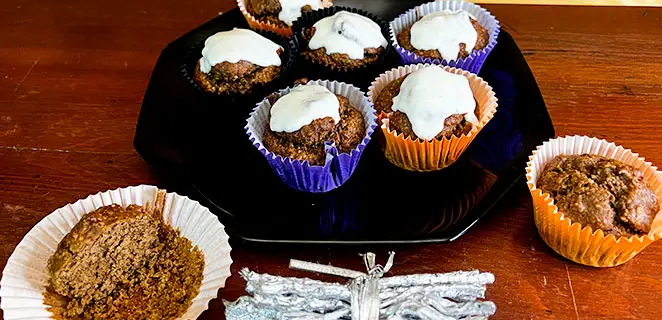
[134,0,555,244]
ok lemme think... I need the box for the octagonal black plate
[134,0,555,244]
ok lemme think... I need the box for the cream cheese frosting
[269,84,340,133]
[308,11,387,60]
[199,28,282,73]
[391,66,478,141]
[410,10,478,61]
[278,0,322,26]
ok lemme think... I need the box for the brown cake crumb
[538,154,659,237]
[44,203,204,320]
[374,75,477,140]
[300,26,386,69]
[397,17,490,61]
[263,93,365,166]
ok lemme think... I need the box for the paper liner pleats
[246,79,377,193]
[368,64,498,172]
[237,0,333,37]
[0,185,233,319]
[526,136,662,267]
[389,0,500,74]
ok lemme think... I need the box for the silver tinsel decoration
[225,252,496,320]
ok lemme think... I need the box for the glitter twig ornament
[225,252,496,320]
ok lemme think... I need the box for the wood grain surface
[1,1,662,319]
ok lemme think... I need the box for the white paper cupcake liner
[526,136,662,267]
[0,185,232,319]
[390,0,500,74]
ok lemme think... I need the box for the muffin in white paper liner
[0,185,232,319]
[390,0,500,74]
[526,136,662,267]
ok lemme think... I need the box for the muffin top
[269,84,341,133]
[377,66,477,141]
[248,0,323,27]
[538,154,659,237]
[398,10,490,61]
[263,83,366,165]
[199,28,282,73]
[307,11,387,60]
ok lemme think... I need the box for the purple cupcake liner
[246,79,377,193]
[390,1,500,74]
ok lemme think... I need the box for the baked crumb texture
[373,76,476,141]
[44,204,204,320]
[538,154,659,238]
[263,94,365,166]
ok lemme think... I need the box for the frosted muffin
[194,28,284,95]
[397,10,490,62]
[298,10,388,70]
[245,0,325,28]
[45,204,204,319]
[368,63,498,171]
[375,65,479,141]
[538,154,659,238]
[246,79,377,192]
[263,83,365,165]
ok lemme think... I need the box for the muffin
[373,72,479,141]
[389,1,500,74]
[538,154,659,238]
[44,203,204,319]
[397,10,490,62]
[244,0,324,28]
[527,136,662,267]
[0,186,232,320]
[298,10,388,70]
[368,64,497,172]
[194,28,284,95]
[263,83,365,166]
[246,79,377,192]
[237,0,331,37]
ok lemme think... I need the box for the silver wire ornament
[225,252,496,320]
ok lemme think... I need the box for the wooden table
[1,1,661,319]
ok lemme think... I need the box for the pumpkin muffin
[246,0,324,28]
[538,154,659,237]
[194,28,284,95]
[397,10,490,62]
[299,10,387,70]
[262,83,365,165]
[44,204,204,319]
[374,67,478,141]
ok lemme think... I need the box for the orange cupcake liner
[526,135,662,267]
[367,64,498,172]
[237,0,333,38]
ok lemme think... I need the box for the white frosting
[199,28,282,73]
[410,10,478,61]
[308,11,387,60]
[278,0,323,26]
[391,66,478,141]
[269,84,340,133]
